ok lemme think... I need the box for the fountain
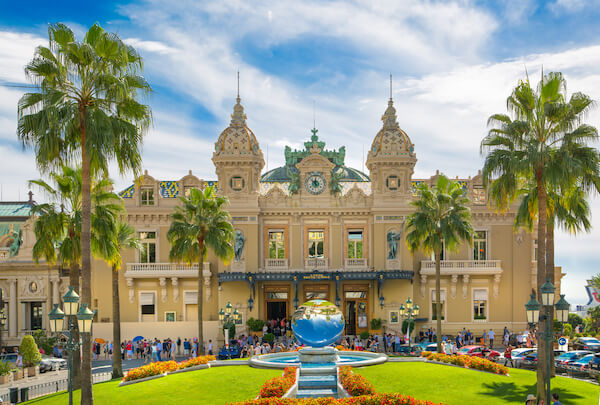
[249,299,387,398]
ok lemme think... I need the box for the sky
[0,0,599,306]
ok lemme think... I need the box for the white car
[496,348,537,367]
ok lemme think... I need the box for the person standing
[177,337,182,356]
[184,338,190,357]
[482,330,487,347]
[156,339,163,361]
[208,340,213,356]
[551,393,562,404]
[488,329,495,349]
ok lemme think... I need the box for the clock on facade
[305,172,327,195]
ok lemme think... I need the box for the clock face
[305,172,326,195]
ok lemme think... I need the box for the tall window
[533,239,538,261]
[347,230,363,258]
[268,231,285,259]
[308,230,324,258]
[139,231,156,263]
[141,187,155,205]
[431,290,446,321]
[431,240,447,261]
[140,292,156,322]
[30,302,43,330]
[473,231,487,260]
[473,289,488,320]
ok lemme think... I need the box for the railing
[304,258,328,270]
[265,258,288,270]
[421,260,501,270]
[125,263,202,278]
[344,258,368,269]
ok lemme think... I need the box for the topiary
[262,333,275,343]
[370,318,382,330]
[246,318,266,332]
[20,335,42,367]
[359,331,370,340]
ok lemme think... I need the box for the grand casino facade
[0,92,563,346]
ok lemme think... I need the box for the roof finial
[389,73,392,100]
[237,70,240,100]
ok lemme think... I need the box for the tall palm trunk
[546,221,556,378]
[80,112,93,405]
[197,236,205,356]
[69,261,81,390]
[435,249,442,353]
[536,170,548,405]
[111,265,123,378]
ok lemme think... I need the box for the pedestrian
[208,340,213,356]
[504,345,514,367]
[551,392,562,405]
[15,350,22,368]
[488,329,495,349]
[394,334,401,353]
[151,342,158,363]
[184,338,190,356]
[171,340,177,359]
[156,339,163,361]
[525,394,535,405]
[177,337,182,356]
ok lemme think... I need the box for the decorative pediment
[343,184,368,205]
[296,153,335,172]
[261,186,288,206]
[178,171,203,188]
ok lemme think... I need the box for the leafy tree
[18,23,151,404]
[405,174,474,353]
[32,329,56,356]
[568,313,583,330]
[20,335,42,367]
[587,307,600,335]
[167,186,234,354]
[481,71,599,403]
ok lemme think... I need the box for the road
[91,355,189,374]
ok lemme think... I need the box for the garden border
[424,359,510,377]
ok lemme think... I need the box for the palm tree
[167,186,234,354]
[481,71,599,403]
[30,166,122,388]
[405,174,474,353]
[18,23,151,404]
[93,220,139,378]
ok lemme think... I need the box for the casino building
[0,91,564,347]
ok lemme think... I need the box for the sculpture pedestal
[386,259,400,270]
[298,347,339,364]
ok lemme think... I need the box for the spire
[381,73,398,129]
[389,73,392,100]
[230,70,246,127]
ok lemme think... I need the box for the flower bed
[259,367,297,398]
[338,366,375,396]
[421,352,508,375]
[231,393,445,404]
[121,356,215,382]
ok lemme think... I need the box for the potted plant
[20,335,42,377]
[0,361,11,384]
[11,367,23,380]
[369,318,382,334]
[246,318,266,337]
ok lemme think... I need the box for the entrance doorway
[344,286,368,336]
[267,301,287,321]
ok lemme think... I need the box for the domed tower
[212,93,265,204]
[366,93,416,199]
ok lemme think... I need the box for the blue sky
[1,0,599,306]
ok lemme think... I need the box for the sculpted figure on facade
[234,230,246,262]
[8,225,22,257]
[387,230,402,259]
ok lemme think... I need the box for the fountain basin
[249,349,387,369]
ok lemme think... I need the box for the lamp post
[399,297,419,346]
[48,287,95,405]
[524,279,569,405]
[218,301,240,359]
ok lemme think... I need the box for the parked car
[496,348,536,367]
[39,355,67,373]
[572,337,600,352]
[566,354,594,375]
[395,344,423,356]
[456,345,500,360]
[555,350,593,372]
[520,350,565,370]
[588,353,600,378]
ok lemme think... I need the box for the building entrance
[344,286,368,336]
[267,301,287,321]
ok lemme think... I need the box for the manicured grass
[24,366,281,405]
[355,362,599,405]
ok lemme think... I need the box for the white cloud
[0,31,45,83]
[549,0,598,13]
[123,38,176,55]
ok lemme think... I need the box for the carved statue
[8,227,22,258]
[287,167,300,195]
[387,230,402,260]
[330,169,343,197]
[234,230,246,262]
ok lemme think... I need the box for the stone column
[50,276,60,306]
[9,279,17,338]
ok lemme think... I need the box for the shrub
[421,351,508,375]
[259,367,296,398]
[370,318,382,330]
[32,329,56,355]
[247,318,266,332]
[230,393,446,404]
[263,333,275,343]
[20,335,42,367]
[562,324,573,337]
[0,361,11,376]
[359,331,370,340]
[339,366,375,396]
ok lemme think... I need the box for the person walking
[504,345,514,367]
[151,342,158,363]
[488,329,495,349]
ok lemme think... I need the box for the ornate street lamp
[48,286,95,405]
[219,301,237,359]
[524,280,569,405]
[398,298,419,347]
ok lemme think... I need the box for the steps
[295,364,338,398]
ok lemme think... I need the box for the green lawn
[22,362,600,404]
[355,362,600,405]
[24,366,281,405]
